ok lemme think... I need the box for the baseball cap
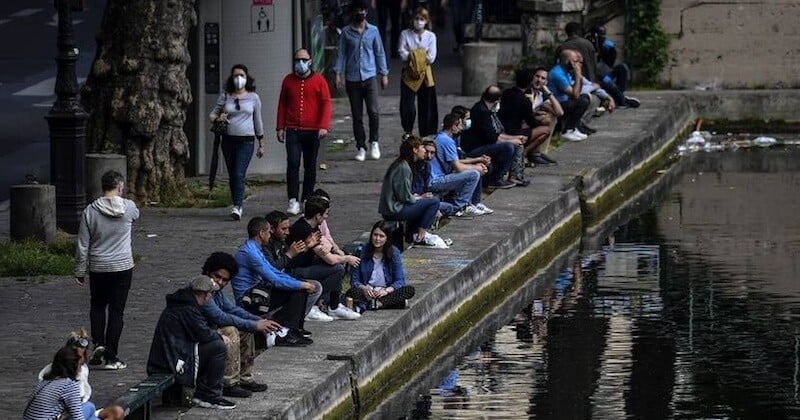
[190,275,219,293]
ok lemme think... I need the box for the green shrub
[627,0,670,84]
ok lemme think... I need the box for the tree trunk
[81,0,196,203]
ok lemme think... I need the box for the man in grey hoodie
[75,170,139,370]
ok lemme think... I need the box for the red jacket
[276,72,332,131]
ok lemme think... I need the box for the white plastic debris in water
[686,131,706,145]
[752,136,777,147]
[703,143,725,152]
[147,234,157,238]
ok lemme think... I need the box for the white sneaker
[354,148,367,162]
[287,199,300,215]
[305,305,334,322]
[458,204,485,217]
[230,206,242,220]
[328,303,361,320]
[475,203,494,214]
[562,129,586,142]
[369,142,381,160]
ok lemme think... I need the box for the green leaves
[627,0,670,83]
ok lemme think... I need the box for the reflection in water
[413,150,800,419]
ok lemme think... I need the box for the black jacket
[461,100,500,152]
[146,287,221,386]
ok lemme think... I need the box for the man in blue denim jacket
[201,252,281,399]
[334,0,389,162]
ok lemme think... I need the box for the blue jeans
[345,77,380,149]
[221,135,255,208]
[466,143,514,185]
[285,129,320,202]
[66,401,99,420]
[384,197,440,239]
[429,170,480,209]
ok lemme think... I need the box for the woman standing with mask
[209,64,265,220]
[398,7,438,137]
[276,49,332,215]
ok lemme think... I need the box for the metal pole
[475,0,484,43]
[45,0,87,233]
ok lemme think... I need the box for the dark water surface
[408,148,800,419]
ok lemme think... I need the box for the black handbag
[210,118,228,135]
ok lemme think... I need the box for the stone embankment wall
[661,0,800,88]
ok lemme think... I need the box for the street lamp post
[45,0,87,233]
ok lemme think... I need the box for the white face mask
[414,19,426,31]
[233,75,246,90]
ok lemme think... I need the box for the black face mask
[353,11,367,23]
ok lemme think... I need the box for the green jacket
[379,161,416,216]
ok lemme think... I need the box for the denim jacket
[334,23,389,82]
[350,246,406,290]
[202,289,261,332]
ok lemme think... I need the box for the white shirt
[368,254,387,288]
[398,29,437,64]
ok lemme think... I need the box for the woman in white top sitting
[32,331,124,420]
[399,7,438,137]
[347,221,416,312]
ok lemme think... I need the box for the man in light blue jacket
[334,0,389,162]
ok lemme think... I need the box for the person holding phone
[547,49,591,142]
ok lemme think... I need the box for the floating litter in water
[752,136,777,147]
[147,234,157,238]
[686,131,706,145]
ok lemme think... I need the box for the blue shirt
[334,23,389,82]
[232,239,303,303]
[547,64,573,103]
[203,289,261,332]
[430,131,459,181]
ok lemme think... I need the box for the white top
[369,254,387,288]
[38,363,91,402]
[398,29,437,64]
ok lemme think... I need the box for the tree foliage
[627,0,670,83]
[81,0,196,203]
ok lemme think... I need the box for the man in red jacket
[276,48,333,216]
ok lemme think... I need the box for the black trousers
[285,129,320,203]
[376,0,402,55]
[89,269,132,361]
[269,288,308,330]
[345,285,416,309]
[400,82,438,137]
[288,263,345,308]
[559,94,590,131]
[194,338,226,401]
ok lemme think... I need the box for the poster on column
[251,0,274,33]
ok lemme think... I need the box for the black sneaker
[89,345,105,366]
[275,331,312,347]
[193,397,237,410]
[625,96,641,108]
[298,328,313,338]
[240,381,268,392]
[539,153,557,165]
[579,124,597,134]
[103,358,127,370]
[222,385,252,398]
[488,180,516,190]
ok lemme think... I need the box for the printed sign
[251,4,274,33]
[252,0,272,5]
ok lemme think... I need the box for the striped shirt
[23,378,83,420]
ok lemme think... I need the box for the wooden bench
[113,374,179,420]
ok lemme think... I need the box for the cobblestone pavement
[0,86,480,416]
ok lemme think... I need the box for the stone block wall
[660,0,800,88]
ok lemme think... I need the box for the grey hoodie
[75,196,139,277]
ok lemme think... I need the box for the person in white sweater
[75,170,139,371]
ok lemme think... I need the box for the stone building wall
[660,0,800,88]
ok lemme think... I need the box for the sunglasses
[234,98,240,111]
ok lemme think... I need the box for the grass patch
[160,180,232,208]
[0,234,75,277]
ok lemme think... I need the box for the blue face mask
[294,60,310,76]
[463,119,472,130]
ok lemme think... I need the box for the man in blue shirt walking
[334,0,389,162]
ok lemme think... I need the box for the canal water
[404,147,800,419]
